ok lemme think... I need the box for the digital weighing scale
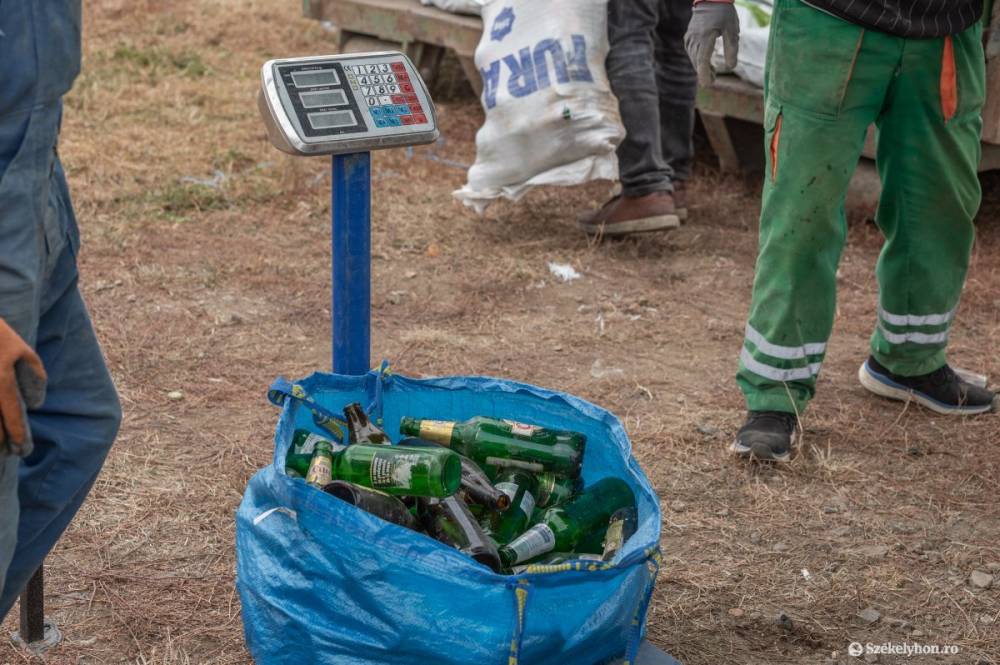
[259,52,438,156]
[258,52,438,375]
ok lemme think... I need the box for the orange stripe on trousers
[770,113,783,182]
[941,35,957,123]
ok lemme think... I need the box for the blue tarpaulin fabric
[236,368,662,665]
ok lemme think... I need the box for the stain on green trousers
[738,0,986,414]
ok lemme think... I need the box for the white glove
[684,1,741,87]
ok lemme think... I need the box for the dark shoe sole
[577,213,681,237]
[729,430,796,463]
[858,360,996,416]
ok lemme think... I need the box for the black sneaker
[730,411,798,462]
[859,356,996,416]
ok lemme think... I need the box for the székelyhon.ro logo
[491,7,515,42]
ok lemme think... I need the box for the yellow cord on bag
[508,580,529,665]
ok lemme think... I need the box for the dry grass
[1,0,999,663]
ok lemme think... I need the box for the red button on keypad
[413,113,427,124]
[400,115,416,125]
[391,62,405,72]
[391,94,406,104]
[405,94,419,104]
[400,83,414,93]
[409,103,423,113]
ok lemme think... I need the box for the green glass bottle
[535,472,583,509]
[418,495,502,572]
[398,437,511,511]
[344,403,390,445]
[322,481,418,530]
[488,470,538,545]
[601,506,638,561]
[305,440,335,487]
[287,430,345,477]
[291,428,338,455]
[327,444,461,497]
[399,416,585,478]
[498,478,635,568]
[286,453,311,478]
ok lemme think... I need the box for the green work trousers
[738,0,986,414]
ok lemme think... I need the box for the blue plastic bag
[236,367,662,665]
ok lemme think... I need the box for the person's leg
[607,0,672,197]
[0,101,62,611]
[0,159,120,617]
[734,0,898,458]
[858,24,994,414]
[655,0,697,185]
[579,0,680,236]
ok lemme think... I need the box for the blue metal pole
[331,152,372,375]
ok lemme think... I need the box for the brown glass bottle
[343,402,390,445]
[418,495,502,572]
[322,481,418,530]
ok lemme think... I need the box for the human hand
[684,1,740,87]
[0,319,46,453]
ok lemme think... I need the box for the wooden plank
[457,55,484,96]
[313,0,482,58]
[700,112,742,173]
[696,76,764,124]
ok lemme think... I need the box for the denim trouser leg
[0,242,121,617]
[655,1,697,181]
[0,102,121,619]
[607,0,697,196]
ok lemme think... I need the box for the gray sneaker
[730,411,798,462]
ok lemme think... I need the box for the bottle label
[485,457,544,474]
[370,452,422,490]
[603,518,624,556]
[508,524,556,564]
[503,419,543,437]
[305,457,333,485]
[519,490,536,518]
[418,420,455,445]
[495,481,519,504]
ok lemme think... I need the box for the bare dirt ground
[2,1,999,663]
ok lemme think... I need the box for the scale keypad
[344,62,427,128]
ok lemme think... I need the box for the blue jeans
[0,100,121,616]
[607,0,698,196]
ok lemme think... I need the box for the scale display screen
[309,110,357,129]
[291,69,340,88]
[258,52,439,156]
[300,89,349,109]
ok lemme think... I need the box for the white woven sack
[454,0,624,213]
